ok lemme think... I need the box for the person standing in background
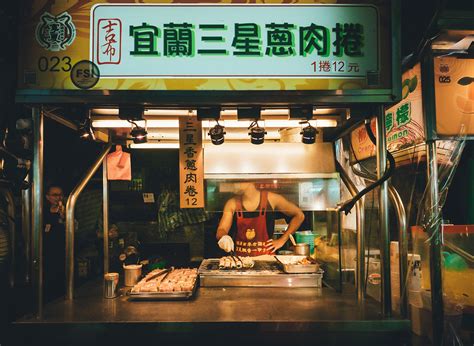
[43,184,66,301]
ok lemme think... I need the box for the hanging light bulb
[301,122,317,144]
[248,120,266,145]
[78,116,95,141]
[208,121,226,145]
[129,120,148,144]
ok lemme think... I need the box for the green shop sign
[92,4,379,78]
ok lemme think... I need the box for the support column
[31,106,44,318]
[427,140,443,344]
[22,175,31,284]
[376,106,391,317]
[102,156,109,274]
[66,144,112,300]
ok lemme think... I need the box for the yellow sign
[350,64,425,163]
[179,117,204,208]
[385,63,424,150]
[17,0,394,92]
[350,118,376,162]
[434,57,474,136]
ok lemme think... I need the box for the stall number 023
[38,56,72,72]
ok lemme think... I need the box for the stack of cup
[104,272,119,298]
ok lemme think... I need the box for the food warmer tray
[127,277,199,301]
[275,255,322,274]
[198,259,322,288]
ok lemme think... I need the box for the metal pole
[3,189,15,288]
[335,161,365,302]
[394,187,408,318]
[31,106,44,318]
[376,106,391,317]
[427,140,443,344]
[337,210,343,293]
[65,143,112,300]
[102,155,109,274]
[22,175,31,284]
[43,110,78,131]
[351,167,408,317]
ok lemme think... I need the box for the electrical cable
[346,137,376,295]
[364,189,376,295]
[338,120,396,215]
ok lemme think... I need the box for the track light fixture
[197,107,221,121]
[128,120,148,144]
[248,120,266,145]
[300,121,317,144]
[119,105,145,121]
[208,120,226,145]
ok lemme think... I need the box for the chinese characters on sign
[91,5,378,78]
[179,117,204,208]
[97,18,121,64]
[126,21,364,60]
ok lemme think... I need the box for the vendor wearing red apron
[216,183,305,256]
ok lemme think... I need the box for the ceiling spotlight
[248,121,267,145]
[301,122,317,144]
[78,116,95,141]
[208,121,226,145]
[129,120,148,144]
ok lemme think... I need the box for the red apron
[234,191,271,257]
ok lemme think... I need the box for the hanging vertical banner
[179,117,204,208]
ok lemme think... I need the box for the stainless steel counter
[12,280,411,345]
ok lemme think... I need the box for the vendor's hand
[218,235,234,253]
[265,237,287,253]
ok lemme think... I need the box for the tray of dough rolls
[198,257,322,288]
[128,268,198,300]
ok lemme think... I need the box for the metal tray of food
[199,258,322,287]
[128,268,199,301]
[275,255,321,274]
[127,281,198,300]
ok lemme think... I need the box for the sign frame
[16,0,401,106]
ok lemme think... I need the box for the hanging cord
[127,119,139,128]
[364,189,376,295]
[338,120,396,215]
[248,120,259,130]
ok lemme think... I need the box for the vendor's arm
[216,198,236,240]
[266,192,305,253]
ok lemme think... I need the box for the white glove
[218,235,234,253]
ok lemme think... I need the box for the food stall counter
[11,278,410,345]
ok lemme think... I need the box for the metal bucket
[123,264,142,287]
[294,243,310,256]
